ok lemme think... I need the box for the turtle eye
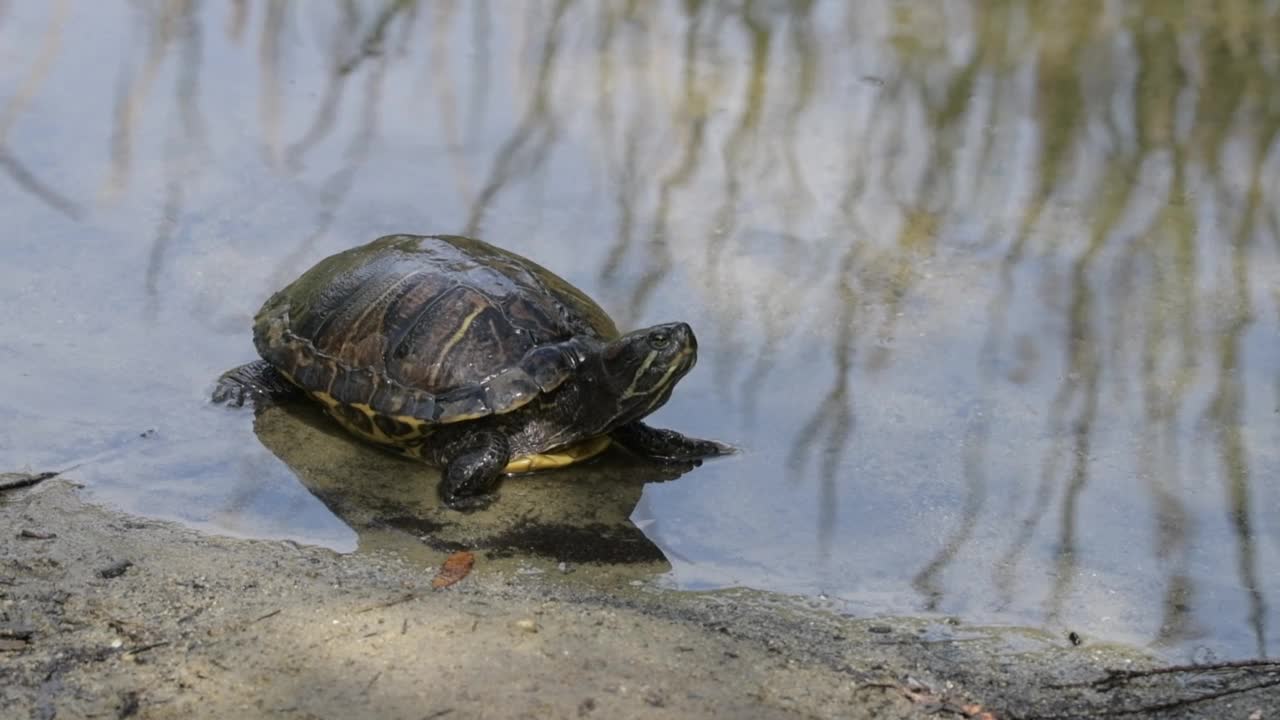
[648,331,671,349]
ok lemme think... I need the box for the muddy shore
[2,479,1275,719]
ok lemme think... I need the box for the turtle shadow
[249,403,690,567]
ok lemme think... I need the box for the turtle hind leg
[212,360,299,408]
[610,421,736,462]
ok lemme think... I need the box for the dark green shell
[253,234,618,426]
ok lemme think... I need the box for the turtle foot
[212,360,297,408]
[610,422,736,462]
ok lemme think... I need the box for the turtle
[213,234,731,510]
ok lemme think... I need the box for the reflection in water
[252,403,678,567]
[913,397,989,612]
[1209,226,1267,656]
[263,2,399,290]
[0,150,82,219]
[134,1,208,318]
[2,1,1278,659]
[0,0,81,219]
[463,1,566,236]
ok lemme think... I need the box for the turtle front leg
[435,430,511,511]
[212,360,299,408]
[610,421,735,462]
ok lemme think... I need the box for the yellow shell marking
[428,304,486,385]
[306,392,425,445]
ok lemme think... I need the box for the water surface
[2,1,1278,660]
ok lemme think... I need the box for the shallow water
[2,1,1278,660]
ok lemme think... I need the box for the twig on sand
[355,589,419,609]
[1029,659,1280,719]
[1048,658,1280,690]
[1028,677,1280,719]
[125,641,171,656]
[0,624,35,640]
[0,471,59,492]
[248,609,282,625]
[0,463,87,492]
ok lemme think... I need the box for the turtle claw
[211,378,253,408]
[695,439,738,457]
[443,491,497,513]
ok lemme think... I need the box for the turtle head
[594,322,698,427]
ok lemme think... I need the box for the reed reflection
[0,0,81,219]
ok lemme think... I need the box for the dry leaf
[431,551,475,589]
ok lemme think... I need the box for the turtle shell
[253,235,618,432]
